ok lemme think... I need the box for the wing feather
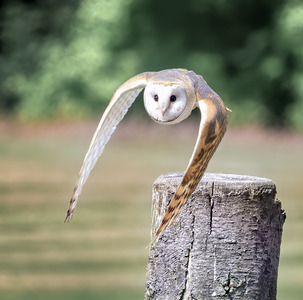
[154,97,228,242]
[65,73,148,222]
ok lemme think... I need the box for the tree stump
[145,173,286,300]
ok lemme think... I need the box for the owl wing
[65,73,148,222]
[154,95,228,241]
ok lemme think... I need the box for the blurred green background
[0,0,303,299]
[1,0,303,127]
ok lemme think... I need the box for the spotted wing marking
[154,98,227,241]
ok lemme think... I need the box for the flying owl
[65,68,228,242]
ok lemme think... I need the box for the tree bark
[145,173,286,300]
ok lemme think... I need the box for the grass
[0,119,302,299]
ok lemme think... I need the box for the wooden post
[145,173,286,300]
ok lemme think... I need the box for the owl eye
[170,95,177,102]
[154,94,158,102]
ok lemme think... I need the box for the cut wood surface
[145,173,286,300]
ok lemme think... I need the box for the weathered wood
[145,173,285,300]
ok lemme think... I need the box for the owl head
[143,71,196,124]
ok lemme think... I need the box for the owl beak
[160,102,170,116]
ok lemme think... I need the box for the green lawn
[0,120,302,299]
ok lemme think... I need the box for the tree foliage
[1,0,303,128]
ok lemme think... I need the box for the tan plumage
[154,97,228,240]
[65,69,228,243]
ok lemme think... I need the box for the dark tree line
[1,0,303,127]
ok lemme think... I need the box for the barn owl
[65,69,228,242]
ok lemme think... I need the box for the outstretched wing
[154,95,228,241]
[65,73,148,222]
